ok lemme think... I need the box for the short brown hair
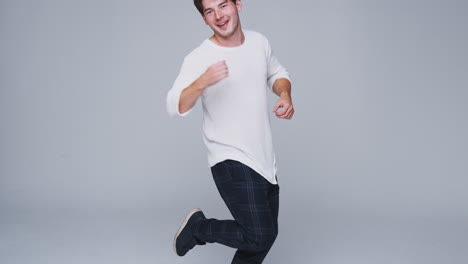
[193,0,237,15]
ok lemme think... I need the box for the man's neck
[210,28,245,47]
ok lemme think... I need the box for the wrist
[193,78,208,91]
[279,92,291,99]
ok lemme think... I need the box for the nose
[214,10,222,20]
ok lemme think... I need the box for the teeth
[218,21,227,26]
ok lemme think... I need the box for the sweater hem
[208,153,278,185]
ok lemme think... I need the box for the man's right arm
[174,60,229,115]
[178,78,206,114]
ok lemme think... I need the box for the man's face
[201,0,242,39]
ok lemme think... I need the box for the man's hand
[198,61,229,88]
[272,94,294,119]
[178,61,228,114]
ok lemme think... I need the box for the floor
[1,207,466,264]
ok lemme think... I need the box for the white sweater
[166,30,290,185]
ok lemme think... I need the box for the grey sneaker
[173,208,206,256]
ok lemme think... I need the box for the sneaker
[173,208,206,256]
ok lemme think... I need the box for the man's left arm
[264,33,294,119]
[264,34,295,120]
[272,78,294,119]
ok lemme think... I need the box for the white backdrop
[1,0,467,263]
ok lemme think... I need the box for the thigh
[268,181,280,232]
[211,160,276,233]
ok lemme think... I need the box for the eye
[205,10,212,15]
[221,4,227,8]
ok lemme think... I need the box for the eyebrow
[203,0,228,13]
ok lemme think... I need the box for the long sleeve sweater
[166,30,290,184]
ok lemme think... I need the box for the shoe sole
[173,208,202,256]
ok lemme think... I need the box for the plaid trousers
[194,159,280,264]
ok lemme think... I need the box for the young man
[166,0,294,263]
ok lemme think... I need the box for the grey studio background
[1,0,467,263]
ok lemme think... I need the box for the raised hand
[198,61,229,88]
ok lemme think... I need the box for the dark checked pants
[194,159,280,264]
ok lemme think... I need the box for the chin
[219,32,232,38]
[219,28,235,38]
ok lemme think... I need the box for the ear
[236,0,242,13]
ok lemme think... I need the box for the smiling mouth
[217,20,229,29]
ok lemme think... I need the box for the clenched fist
[198,61,229,88]
[273,95,294,120]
